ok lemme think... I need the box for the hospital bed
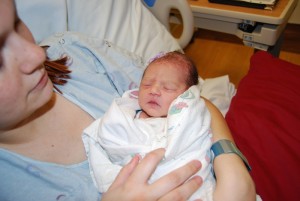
[16,1,300,201]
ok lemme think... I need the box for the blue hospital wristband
[211,139,251,171]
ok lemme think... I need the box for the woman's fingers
[159,176,203,201]
[105,149,203,201]
[129,148,166,183]
[108,149,165,190]
[108,154,141,190]
[150,160,202,198]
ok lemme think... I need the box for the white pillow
[16,0,181,62]
[66,0,181,62]
[15,0,67,43]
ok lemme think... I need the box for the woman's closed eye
[0,55,3,68]
[0,40,5,68]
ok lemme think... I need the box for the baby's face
[138,62,187,117]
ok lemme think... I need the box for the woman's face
[0,0,53,130]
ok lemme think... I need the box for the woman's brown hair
[44,57,71,94]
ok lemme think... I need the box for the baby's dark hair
[146,51,199,87]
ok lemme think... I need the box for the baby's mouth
[148,101,159,106]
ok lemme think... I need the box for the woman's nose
[19,38,46,74]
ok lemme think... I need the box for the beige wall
[289,1,300,24]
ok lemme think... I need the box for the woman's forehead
[0,0,16,37]
[0,0,15,17]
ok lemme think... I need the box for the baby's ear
[129,89,139,99]
[122,89,139,99]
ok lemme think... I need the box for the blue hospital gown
[0,32,145,201]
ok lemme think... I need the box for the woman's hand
[101,148,203,201]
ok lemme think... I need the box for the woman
[0,0,255,200]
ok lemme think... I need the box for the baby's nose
[150,85,161,95]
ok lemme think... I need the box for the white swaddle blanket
[83,85,215,201]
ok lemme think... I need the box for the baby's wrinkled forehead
[145,60,187,75]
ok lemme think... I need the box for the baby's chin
[144,110,167,118]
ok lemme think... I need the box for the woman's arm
[102,148,203,201]
[204,98,256,201]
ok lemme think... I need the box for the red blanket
[226,51,300,201]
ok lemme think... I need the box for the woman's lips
[31,70,49,92]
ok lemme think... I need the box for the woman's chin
[29,79,54,109]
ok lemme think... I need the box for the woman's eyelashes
[0,40,4,68]
[0,55,3,68]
